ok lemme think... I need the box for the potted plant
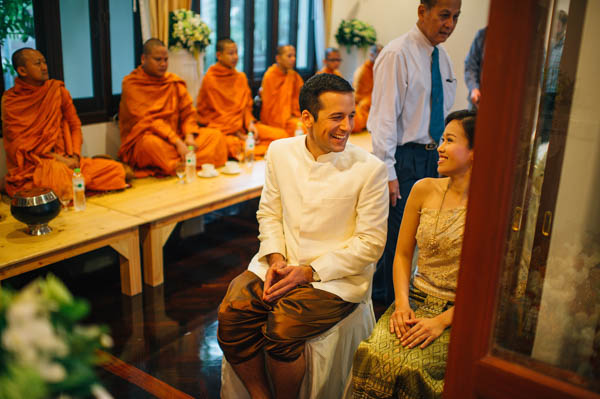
[334,19,377,81]
[167,9,212,103]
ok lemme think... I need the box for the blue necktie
[430,47,444,143]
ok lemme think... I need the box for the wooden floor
[3,199,386,398]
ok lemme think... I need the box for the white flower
[38,360,67,382]
[92,384,114,399]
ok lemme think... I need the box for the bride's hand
[389,302,415,339]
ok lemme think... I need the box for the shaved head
[12,47,35,74]
[216,38,235,53]
[143,38,166,55]
[276,45,294,56]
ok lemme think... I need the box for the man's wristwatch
[310,266,321,282]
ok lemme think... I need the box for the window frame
[31,0,141,124]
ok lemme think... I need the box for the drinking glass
[175,162,186,184]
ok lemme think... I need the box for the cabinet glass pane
[492,0,600,393]
[109,0,135,95]
[296,0,309,69]
[230,0,245,73]
[278,0,291,46]
[59,0,94,99]
[254,0,268,73]
[200,0,217,72]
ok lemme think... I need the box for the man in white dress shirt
[369,0,461,305]
[217,73,388,399]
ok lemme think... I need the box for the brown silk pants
[217,270,357,364]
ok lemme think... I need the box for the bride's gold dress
[351,207,466,399]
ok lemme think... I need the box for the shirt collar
[301,135,342,164]
[412,24,436,52]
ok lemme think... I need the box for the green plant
[0,274,113,399]
[335,19,377,51]
[169,9,212,56]
[0,0,35,75]
[0,0,34,47]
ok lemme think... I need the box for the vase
[338,46,368,84]
[167,49,205,106]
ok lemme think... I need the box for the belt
[401,142,438,150]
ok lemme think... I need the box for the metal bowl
[11,187,61,235]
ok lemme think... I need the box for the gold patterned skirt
[351,289,452,399]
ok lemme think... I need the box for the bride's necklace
[428,182,450,255]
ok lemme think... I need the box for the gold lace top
[413,207,466,302]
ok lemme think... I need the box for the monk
[259,45,306,137]
[352,43,382,133]
[197,38,288,159]
[2,48,127,198]
[119,38,227,177]
[316,47,343,77]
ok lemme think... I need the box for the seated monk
[197,38,288,159]
[352,43,382,133]
[2,48,127,199]
[119,38,227,177]
[316,47,344,77]
[259,44,306,137]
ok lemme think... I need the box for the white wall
[328,0,490,111]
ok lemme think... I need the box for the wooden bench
[0,201,144,296]
[0,132,372,293]
[89,161,266,287]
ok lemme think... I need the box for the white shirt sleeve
[310,161,389,281]
[368,50,407,181]
[256,149,287,262]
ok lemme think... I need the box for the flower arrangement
[335,19,377,51]
[0,275,113,399]
[168,9,212,56]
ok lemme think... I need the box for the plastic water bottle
[72,168,86,211]
[294,121,304,137]
[245,132,255,165]
[185,145,196,183]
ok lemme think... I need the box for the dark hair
[324,47,340,59]
[420,0,438,9]
[276,44,294,56]
[216,38,235,53]
[11,47,35,74]
[299,74,353,120]
[143,38,166,55]
[557,9,568,25]
[445,109,476,148]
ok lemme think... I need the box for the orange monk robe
[2,79,127,198]
[352,59,374,133]
[259,64,306,137]
[197,63,287,158]
[119,66,227,177]
[316,66,343,77]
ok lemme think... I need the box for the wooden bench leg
[140,222,177,287]
[110,228,142,296]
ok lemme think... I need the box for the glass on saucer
[175,162,186,184]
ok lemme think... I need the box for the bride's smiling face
[437,119,473,176]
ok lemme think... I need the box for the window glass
[1,2,35,91]
[278,0,291,46]
[230,0,245,72]
[296,0,309,69]
[109,0,135,95]
[59,0,94,98]
[200,0,217,71]
[254,0,268,73]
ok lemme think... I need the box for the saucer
[221,167,241,175]
[198,170,219,178]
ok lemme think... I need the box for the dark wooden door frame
[443,0,599,398]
